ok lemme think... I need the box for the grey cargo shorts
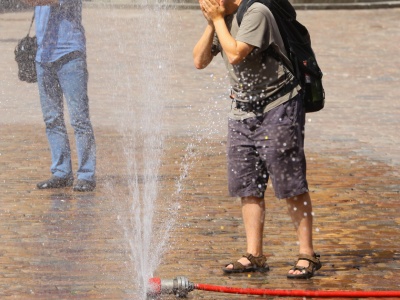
[227,94,309,199]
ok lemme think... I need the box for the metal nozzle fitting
[147,276,194,298]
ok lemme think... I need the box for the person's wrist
[212,16,224,25]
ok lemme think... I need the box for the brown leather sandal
[222,253,270,274]
[287,253,321,279]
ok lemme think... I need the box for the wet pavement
[1,5,400,300]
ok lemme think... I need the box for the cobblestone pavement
[1,6,399,300]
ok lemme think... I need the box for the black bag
[237,0,325,113]
[15,12,37,83]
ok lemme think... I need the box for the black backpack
[237,0,325,113]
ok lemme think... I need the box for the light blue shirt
[35,0,86,63]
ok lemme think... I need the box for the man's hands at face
[200,0,225,23]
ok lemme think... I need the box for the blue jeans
[36,54,96,182]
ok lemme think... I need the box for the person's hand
[199,0,213,25]
[200,0,225,23]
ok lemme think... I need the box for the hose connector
[147,276,194,298]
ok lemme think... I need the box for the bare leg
[225,196,265,268]
[286,192,315,275]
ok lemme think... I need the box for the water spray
[147,276,400,298]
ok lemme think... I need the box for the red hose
[195,283,400,298]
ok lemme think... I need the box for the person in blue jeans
[23,0,96,191]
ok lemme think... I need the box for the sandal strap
[230,260,246,270]
[243,253,267,268]
[295,253,322,272]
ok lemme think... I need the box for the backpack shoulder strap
[237,0,296,26]
[236,0,250,26]
[237,0,273,26]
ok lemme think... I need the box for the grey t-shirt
[212,3,299,120]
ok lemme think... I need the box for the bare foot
[287,259,310,275]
